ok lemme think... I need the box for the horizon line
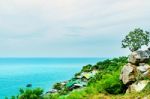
[0,56,110,58]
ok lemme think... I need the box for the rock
[143,70,150,78]
[126,80,149,93]
[120,49,150,93]
[76,75,83,79]
[128,51,149,65]
[137,63,150,73]
[137,64,150,78]
[46,89,58,93]
[145,47,150,57]
[26,84,32,87]
[120,63,137,84]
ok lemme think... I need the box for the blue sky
[0,0,150,57]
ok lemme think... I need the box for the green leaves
[53,83,62,90]
[9,88,44,99]
[122,28,150,52]
[81,64,92,72]
[88,57,128,94]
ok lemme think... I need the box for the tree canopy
[122,28,150,52]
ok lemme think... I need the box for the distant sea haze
[0,58,106,98]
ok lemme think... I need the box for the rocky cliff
[120,48,150,93]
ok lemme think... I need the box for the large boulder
[120,49,150,93]
[145,47,150,57]
[120,63,137,85]
[126,80,149,93]
[137,63,150,79]
[138,63,150,72]
[128,51,149,65]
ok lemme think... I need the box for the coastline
[0,58,103,98]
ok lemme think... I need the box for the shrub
[65,89,87,99]
[88,57,127,85]
[81,64,92,72]
[9,88,44,99]
[96,72,124,94]
[59,87,70,95]
[53,83,62,90]
[19,88,43,99]
[44,93,60,99]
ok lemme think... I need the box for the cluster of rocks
[120,48,150,93]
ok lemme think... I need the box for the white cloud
[0,0,150,57]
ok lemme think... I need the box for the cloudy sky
[0,0,150,57]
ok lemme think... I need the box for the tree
[53,83,62,90]
[12,88,44,99]
[81,64,92,72]
[122,28,150,52]
[19,88,43,99]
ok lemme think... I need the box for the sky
[0,0,150,57]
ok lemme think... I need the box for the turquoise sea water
[0,58,105,98]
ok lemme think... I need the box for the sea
[0,58,105,98]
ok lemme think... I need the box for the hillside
[7,55,150,99]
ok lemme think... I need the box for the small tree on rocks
[122,28,150,52]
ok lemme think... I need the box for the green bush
[53,83,62,90]
[8,88,44,99]
[96,72,124,94]
[59,87,70,95]
[44,93,60,99]
[93,57,127,71]
[64,89,87,99]
[88,57,127,85]
[81,64,92,72]
[74,72,81,78]
[18,88,43,99]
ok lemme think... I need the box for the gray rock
[128,51,149,65]
[120,49,150,93]
[145,47,150,57]
[26,84,32,87]
[137,64,150,79]
[137,64,150,73]
[143,70,150,78]
[126,80,149,93]
[120,63,137,84]
[46,89,58,93]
